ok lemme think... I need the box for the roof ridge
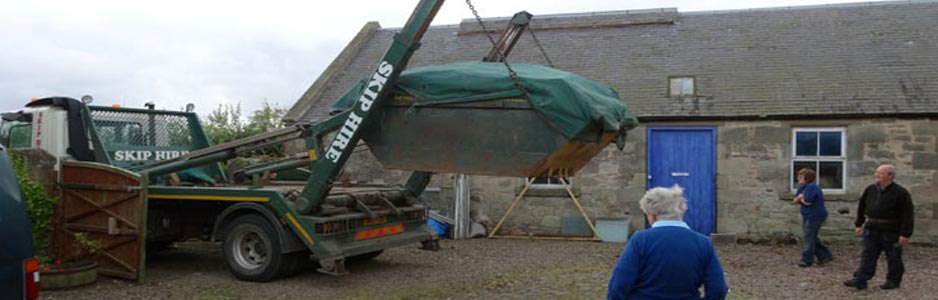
[683,0,937,16]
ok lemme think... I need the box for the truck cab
[1,104,70,162]
[2,98,212,174]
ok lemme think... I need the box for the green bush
[203,101,287,157]
[10,153,58,257]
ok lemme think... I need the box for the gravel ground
[42,239,938,300]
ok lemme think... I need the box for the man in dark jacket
[843,164,914,290]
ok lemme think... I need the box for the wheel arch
[212,202,307,253]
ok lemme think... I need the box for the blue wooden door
[647,127,716,235]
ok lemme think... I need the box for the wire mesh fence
[87,107,203,171]
[89,108,194,148]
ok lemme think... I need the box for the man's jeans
[853,228,904,283]
[802,217,833,264]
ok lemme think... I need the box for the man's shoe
[843,278,867,290]
[797,261,812,268]
[817,257,833,266]
[879,281,900,290]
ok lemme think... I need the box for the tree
[202,101,287,157]
[247,101,287,135]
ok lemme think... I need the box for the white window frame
[791,127,847,194]
[669,76,695,96]
[525,176,573,189]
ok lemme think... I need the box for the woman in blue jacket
[793,168,833,267]
[607,185,728,300]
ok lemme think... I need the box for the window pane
[9,124,32,148]
[818,162,844,189]
[670,78,682,96]
[792,161,817,190]
[795,132,818,156]
[681,78,694,95]
[819,131,842,156]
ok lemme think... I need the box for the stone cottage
[284,1,938,243]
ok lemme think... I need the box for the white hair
[639,184,688,220]
[880,164,896,176]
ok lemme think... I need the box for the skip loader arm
[294,0,445,214]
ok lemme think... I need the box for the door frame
[645,126,717,234]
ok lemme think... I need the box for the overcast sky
[0,0,890,116]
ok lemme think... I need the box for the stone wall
[680,118,936,243]
[9,148,58,197]
[324,117,938,244]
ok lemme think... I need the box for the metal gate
[52,161,147,281]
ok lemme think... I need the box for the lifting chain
[464,0,532,101]
[528,30,555,68]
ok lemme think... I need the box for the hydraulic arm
[138,3,538,217]
[294,0,446,214]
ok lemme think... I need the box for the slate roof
[286,0,938,124]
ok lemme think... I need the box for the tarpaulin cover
[333,62,638,138]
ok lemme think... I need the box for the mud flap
[317,257,348,276]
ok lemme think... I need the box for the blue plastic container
[427,218,451,240]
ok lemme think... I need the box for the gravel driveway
[42,239,938,299]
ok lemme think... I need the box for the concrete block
[851,126,887,144]
[903,143,926,152]
[752,126,788,144]
[869,150,896,159]
[710,233,738,245]
[912,121,937,135]
[913,153,938,169]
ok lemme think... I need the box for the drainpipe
[453,174,470,239]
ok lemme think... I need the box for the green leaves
[202,101,287,157]
[11,153,58,257]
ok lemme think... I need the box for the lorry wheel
[278,251,309,278]
[222,214,285,282]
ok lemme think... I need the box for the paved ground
[42,239,938,300]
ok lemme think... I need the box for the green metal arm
[295,0,446,214]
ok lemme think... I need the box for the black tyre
[222,214,285,282]
[278,251,309,278]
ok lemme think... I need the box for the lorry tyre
[222,214,285,282]
[278,251,309,278]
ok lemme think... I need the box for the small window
[1,121,32,148]
[93,121,144,146]
[526,176,573,189]
[1,113,32,148]
[669,77,695,96]
[792,128,846,193]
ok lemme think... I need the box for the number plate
[363,216,388,226]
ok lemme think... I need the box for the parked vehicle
[0,0,636,284]
[0,144,40,299]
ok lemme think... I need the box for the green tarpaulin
[333,62,638,138]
